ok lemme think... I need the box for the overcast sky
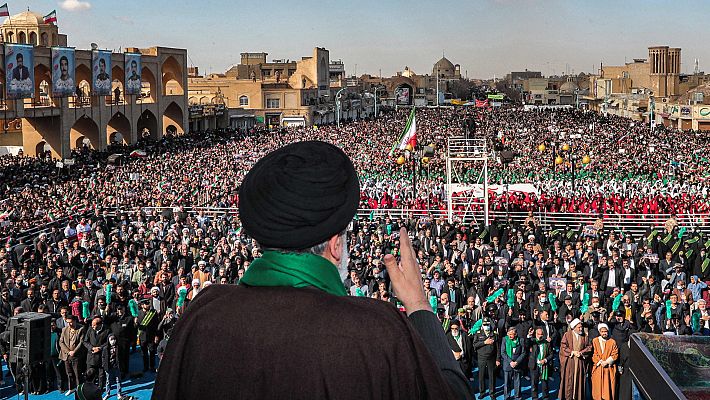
[20,0,710,79]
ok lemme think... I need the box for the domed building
[432,56,461,79]
[0,10,67,46]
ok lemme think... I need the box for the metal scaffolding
[445,137,490,225]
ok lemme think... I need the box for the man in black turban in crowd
[153,141,471,399]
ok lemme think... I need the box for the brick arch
[161,56,184,95]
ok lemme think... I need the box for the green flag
[612,293,622,312]
[486,288,505,304]
[469,319,483,335]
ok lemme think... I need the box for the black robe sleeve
[408,310,472,399]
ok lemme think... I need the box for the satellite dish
[90,43,98,50]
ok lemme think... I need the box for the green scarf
[536,340,550,380]
[240,251,346,297]
[505,336,519,359]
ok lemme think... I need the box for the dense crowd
[0,204,708,397]
[1,107,709,243]
[0,107,709,397]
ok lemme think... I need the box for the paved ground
[0,350,155,400]
[0,357,562,400]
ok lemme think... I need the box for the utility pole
[436,67,440,107]
[336,88,346,128]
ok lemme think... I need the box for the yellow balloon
[582,155,591,164]
[562,143,570,152]
[555,156,564,165]
[422,157,430,164]
[405,144,413,152]
[396,156,406,165]
[538,144,546,152]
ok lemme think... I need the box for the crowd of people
[1,107,709,244]
[0,107,709,398]
[0,203,708,397]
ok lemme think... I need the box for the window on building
[18,31,26,44]
[266,98,280,109]
[239,95,249,106]
[40,32,48,46]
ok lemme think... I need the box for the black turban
[239,140,359,250]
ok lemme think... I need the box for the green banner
[487,94,504,100]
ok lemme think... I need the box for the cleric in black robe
[153,141,471,400]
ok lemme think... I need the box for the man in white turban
[591,323,619,400]
[558,318,592,399]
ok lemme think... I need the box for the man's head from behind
[239,141,359,280]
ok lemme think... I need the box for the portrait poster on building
[395,86,410,105]
[51,47,75,97]
[92,50,112,96]
[4,44,34,100]
[124,53,141,95]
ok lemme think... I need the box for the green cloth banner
[537,341,550,380]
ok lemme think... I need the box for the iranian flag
[0,4,9,17]
[389,108,416,155]
[43,10,57,24]
[0,210,11,220]
[47,212,56,222]
[130,149,147,158]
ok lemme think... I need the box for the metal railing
[5,206,709,250]
[120,207,710,237]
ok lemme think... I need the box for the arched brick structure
[162,56,184,95]
[69,116,100,150]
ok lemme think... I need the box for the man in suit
[559,281,581,308]
[421,230,434,254]
[500,326,525,400]
[532,291,553,320]
[529,327,555,400]
[441,277,463,310]
[501,242,514,262]
[11,52,30,81]
[536,309,559,346]
[83,316,110,390]
[45,289,67,316]
[109,305,134,379]
[59,314,85,395]
[439,293,457,320]
[20,288,42,313]
[601,261,624,295]
[585,279,607,307]
[446,320,472,380]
